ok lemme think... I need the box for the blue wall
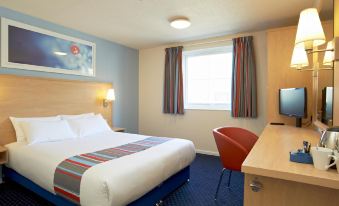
[0,7,139,133]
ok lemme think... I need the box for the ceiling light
[54,51,67,56]
[170,18,191,29]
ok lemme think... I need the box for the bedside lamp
[103,89,115,107]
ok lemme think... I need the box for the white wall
[139,31,268,155]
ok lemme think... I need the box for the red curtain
[163,46,184,114]
[232,36,257,118]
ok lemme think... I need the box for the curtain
[163,46,184,114]
[231,36,257,118]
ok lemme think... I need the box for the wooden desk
[242,125,339,206]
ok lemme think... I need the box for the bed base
[3,166,190,206]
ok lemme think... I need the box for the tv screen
[279,87,307,118]
[322,87,333,123]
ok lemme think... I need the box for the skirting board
[196,149,219,156]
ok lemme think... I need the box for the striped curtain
[163,46,184,114]
[231,36,257,118]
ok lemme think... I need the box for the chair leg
[214,168,226,201]
[227,170,232,188]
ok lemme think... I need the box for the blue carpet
[163,154,244,206]
[0,154,244,206]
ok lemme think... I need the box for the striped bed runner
[53,137,171,205]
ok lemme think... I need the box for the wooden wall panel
[267,21,333,125]
[334,0,339,125]
[335,0,339,36]
[334,61,339,125]
[0,75,112,145]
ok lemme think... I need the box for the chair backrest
[213,127,258,171]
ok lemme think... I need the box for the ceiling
[0,0,334,49]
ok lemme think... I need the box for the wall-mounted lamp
[290,8,335,70]
[290,45,309,69]
[295,8,326,50]
[290,7,336,126]
[323,41,335,66]
[103,89,115,107]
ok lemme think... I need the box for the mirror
[318,70,333,126]
[317,1,334,127]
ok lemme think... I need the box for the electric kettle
[319,127,339,150]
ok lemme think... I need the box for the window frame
[182,46,233,111]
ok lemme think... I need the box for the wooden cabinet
[244,174,339,206]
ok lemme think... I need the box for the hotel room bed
[4,131,196,206]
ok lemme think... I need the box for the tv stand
[296,118,302,128]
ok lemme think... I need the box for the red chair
[212,127,258,200]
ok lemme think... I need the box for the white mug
[310,147,333,170]
[326,150,339,173]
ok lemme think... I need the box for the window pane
[187,56,209,79]
[184,47,233,110]
[187,79,209,103]
[210,79,228,103]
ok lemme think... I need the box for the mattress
[5,131,196,206]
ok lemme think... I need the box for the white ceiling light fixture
[170,18,191,29]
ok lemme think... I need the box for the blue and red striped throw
[53,137,171,205]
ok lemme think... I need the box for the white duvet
[5,131,196,206]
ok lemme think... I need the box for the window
[183,46,233,110]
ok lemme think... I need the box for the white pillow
[59,113,95,120]
[67,114,111,137]
[10,116,61,142]
[21,120,77,145]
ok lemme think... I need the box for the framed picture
[1,18,96,77]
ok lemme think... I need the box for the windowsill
[185,108,231,112]
[184,105,231,111]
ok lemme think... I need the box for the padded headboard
[0,74,112,145]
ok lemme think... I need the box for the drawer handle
[250,180,263,192]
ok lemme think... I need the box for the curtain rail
[181,39,232,47]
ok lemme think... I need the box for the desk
[242,125,339,206]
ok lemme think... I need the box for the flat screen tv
[321,87,333,124]
[279,87,307,127]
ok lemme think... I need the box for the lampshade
[290,45,309,68]
[106,89,115,101]
[295,8,326,49]
[323,41,334,66]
